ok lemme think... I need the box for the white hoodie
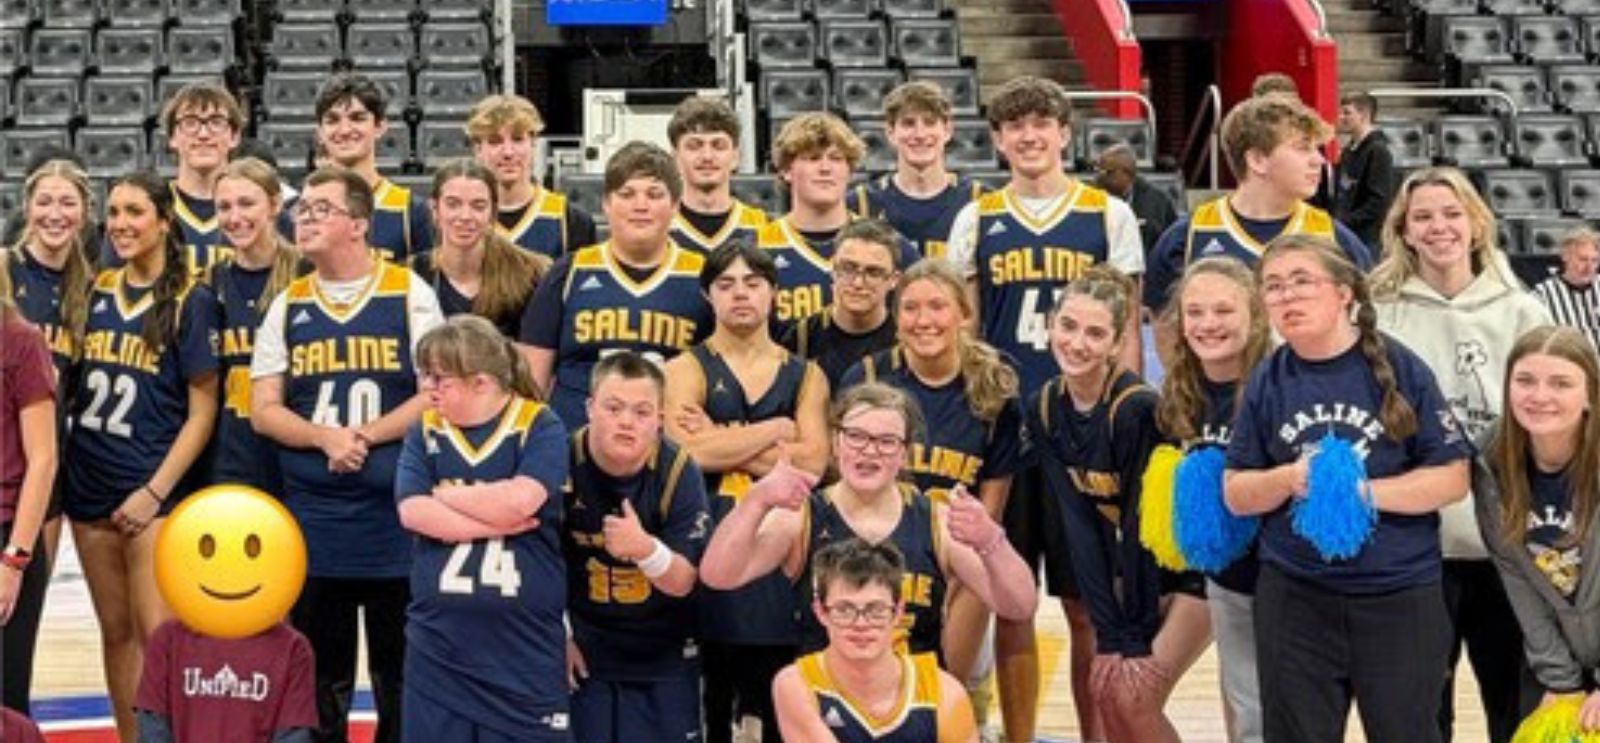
[1375,264,1551,559]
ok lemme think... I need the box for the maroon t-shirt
[2,707,46,743]
[136,621,318,743]
[0,316,56,523]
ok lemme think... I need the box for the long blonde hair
[1156,257,1272,443]
[428,159,549,329]
[415,314,541,401]
[1489,325,1600,548]
[895,260,1018,423]
[218,158,301,314]
[9,160,96,355]
[1369,166,1513,299]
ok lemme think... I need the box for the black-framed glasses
[1261,273,1336,303]
[823,601,897,627]
[837,426,907,456]
[292,200,353,223]
[834,260,895,285]
[176,114,233,135]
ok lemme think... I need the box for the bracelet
[636,538,672,579]
[141,485,167,504]
[975,529,1008,558]
[1,544,32,572]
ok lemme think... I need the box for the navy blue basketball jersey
[209,260,284,493]
[843,348,1028,503]
[781,310,899,392]
[6,247,76,375]
[278,261,419,578]
[172,184,233,279]
[65,269,220,520]
[407,251,530,340]
[367,178,433,262]
[849,174,983,260]
[972,183,1120,396]
[758,217,919,325]
[395,398,570,733]
[670,200,768,255]
[688,343,810,645]
[1028,370,1168,656]
[563,429,711,681]
[796,651,941,743]
[519,242,711,430]
[800,487,945,656]
[499,187,584,260]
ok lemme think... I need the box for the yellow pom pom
[1139,444,1187,571]
[1512,696,1600,743]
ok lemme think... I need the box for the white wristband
[636,538,672,579]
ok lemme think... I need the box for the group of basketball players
[4,55,1583,743]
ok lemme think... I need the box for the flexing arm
[940,494,1039,621]
[699,464,813,588]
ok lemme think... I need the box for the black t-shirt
[679,206,733,242]
[779,311,898,392]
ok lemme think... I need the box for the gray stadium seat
[15,77,78,127]
[1374,117,1433,168]
[347,0,417,20]
[347,22,415,69]
[949,117,998,171]
[1513,114,1588,168]
[1435,115,1511,168]
[1523,218,1587,255]
[909,67,979,115]
[1549,66,1600,112]
[42,0,96,28]
[812,0,875,19]
[882,0,942,17]
[274,0,342,22]
[1498,216,1524,255]
[1079,118,1155,169]
[415,68,489,116]
[1515,17,1585,66]
[420,0,487,21]
[821,19,887,68]
[0,29,21,74]
[1143,172,1188,215]
[1482,0,1545,16]
[84,76,154,126]
[79,127,147,178]
[744,0,804,20]
[156,75,213,106]
[1477,168,1559,216]
[151,140,177,175]
[1558,169,1600,216]
[29,29,92,77]
[0,183,21,226]
[1437,17,1513,66]
[263,70,326,119]
[1473,64,1549,113]
[853,120,897,172]
[835,67,902,118]
[173,0,240,26]
[100,0,169,27]
[1565,0,1600,14]
[730,174,787,215]
[892,19,960,67]
[257,121,318,176]
[375,123,411,171]
[267,23,342,70]
[361,68,412,116]
[168,26,234,74]
[761,69,830,118]
[96,27,163,74]
[418,119,472,167]
[1,129,71,179]
[0,0,32,29]
[420,22,491,69]
[0,76,10,125]
[557,173,606,222]
[750,22,817,69]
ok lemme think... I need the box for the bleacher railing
[1180,83,1224,190]
[1368,86,1521,116]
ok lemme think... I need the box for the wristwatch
[1,544,32,571]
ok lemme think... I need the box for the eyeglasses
[292,200,352,224]
[1262,273,1336,303]
[834,260,895,285]
[176,114,233,135]
[823,601,897,627]
[837,426,907,456]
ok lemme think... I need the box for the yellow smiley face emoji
[155,485,307,639]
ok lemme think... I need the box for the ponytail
[504,336,542,401]
[1352,283,1417,440]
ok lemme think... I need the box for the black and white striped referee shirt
[1532,275,1600,350]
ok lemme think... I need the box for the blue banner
[547,0,669,25]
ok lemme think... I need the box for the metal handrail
[1115,0,1134,40]
[1367,86,1520,116]
[1305,0,1329,39]
[1061,90,1157,141]
[1179,84,1223,189]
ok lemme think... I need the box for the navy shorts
[403,686,571,743]
[1002,465,1079,598]
[571,675,701,743]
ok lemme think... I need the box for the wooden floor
[34,533,1490,743]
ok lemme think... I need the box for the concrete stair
[1324,0,1446,118]
[948,0,1091,105]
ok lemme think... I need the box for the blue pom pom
[1173,446,1259,573]
[1292,432,1376,561]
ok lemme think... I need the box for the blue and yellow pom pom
[1511,696,1600,743]
[1291,432,1376,561]
[1173,446,1258,573]
[1139,444,1187,571]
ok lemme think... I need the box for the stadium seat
[1079,118,1155,169]
[892,18,960,67]
[0,76,10,125]
[1477,168,1559,216]
[1473,64,1549,113]
[1549,66,1600,112]
[361,68,412,117]
[374,123,411,171]
[0,0,32,29]
[257,121,318,176]
[420,0,488,22]
[96,27,163,75]
[761,69,831,118]
[0,182,21,226]
[0,29,22,74]
[14,77,79,127]
[1523,218,1586,255]
[1373,116,1433,168]
[882,0,942,18]
[854,119,897,172]
[347,22,415,69]
[168,26,234,74]
[1,129,71,179]
[743,0,805,21]
[835,67,902,118]
[812,0,875,19]
[418,119,472,167]
[556,173,606,222]
[275,0,343,23]
[1515,17,1585,66]
[156,75,211,106]
[173,0,239,26]
[1482,0,1545,15]
[267,23,342,70]
[78,127,147,178]
[420,22,491,69]
[151,140,177,175]
[1435,115,1511,168]
[1565,0,1600,14]
[730,174,788,215]
[347,0,417,21]
[262,70,327,120]
[909,67,979,115]
[948,116,998,171]
[29,29,91,77]
[1513,114,1588,168]
[750,22,818,70]
[84,76,154,126]
[100,0,169,27]
[415,68,489,116]
[821,19,888,68]
[1143,171,1188,214]
[1436,17,1513,67]
[1558,169,1600,216]
[1498,216,1524,254]
[42,0,96,28]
